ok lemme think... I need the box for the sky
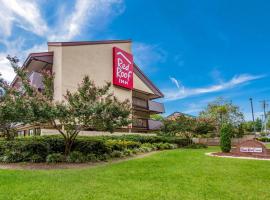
[0,0,269,120]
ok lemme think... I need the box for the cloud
[133,42,167,69]
[169,77,180,89]
[0,0,124,82]
[0,54,15,82]
[49,0,124,41]
[164,74,266,101]
[0,0,48,37]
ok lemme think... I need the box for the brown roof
[11,52,53,86]
[134,63,164,98]
[48,39,132,46]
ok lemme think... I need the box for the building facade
[12,40,164,135]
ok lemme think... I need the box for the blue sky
[0,0,269,120]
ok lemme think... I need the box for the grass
[0,147,270,200]
[265,143,270,148]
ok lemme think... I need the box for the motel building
[12,40,165,136]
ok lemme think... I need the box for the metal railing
[132,97,164,113]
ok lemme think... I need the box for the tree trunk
[5,129,14,141]
[64,137,75,157]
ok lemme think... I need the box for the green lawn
[265,143,270,148]
[0,147,270,200]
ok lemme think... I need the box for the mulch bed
[0,151,158,170]
[207,152,270,160]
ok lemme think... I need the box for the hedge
[0,135,192,163]
[257,137,270,142]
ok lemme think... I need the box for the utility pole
[249,98,255,133]
[260,114,264,132]
[260,100,269,119]
[259,100,269,133]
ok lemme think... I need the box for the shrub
[186,143,208,149]
[96,153,110,161]
[73,139,110,155]
[22,141,48,160]
[123,149,133,156]
[110,150,123,158]
[132,148,140,155]
[105,140,140,151]
[46,153,65,163]
[257,137,270,142]
[0,151,24,163]
[86,153,98,162]
[29,154,44,163]
[220,123,233,153]
[67,151,86,163]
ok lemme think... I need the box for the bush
[0,151,24,163]
[257,137,270,142]
[220,123,233,153]
[186,143,208,149]
[67,151,86,163]
[73,139,110,155]
[96,153,110,161]
[22,141,48,161]
[86,153,98,162]
[123,149,133,156]
[110,150,123,158]
[0,135,184,163]
[105,140,140,151]
[46,153,65,163]
[29,154,44,163]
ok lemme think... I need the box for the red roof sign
[113,47,133,89]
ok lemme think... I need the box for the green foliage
[161,115,195,137]
[0,135,186,163]
[85,153,98,162]
[186,143,208,149]
[105,139,140,151]
[73,139,110,155]
[257,137,270,142]
[220,123,233,153]
[110,150,123,158]
[199,97,244,134]
[67,151,86,163]
[150,114,164,121]
[46,153,65,163]
[194,117,216,135]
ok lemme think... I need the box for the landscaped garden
[0,146,269,200]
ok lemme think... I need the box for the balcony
[132,118,148,129]
[132,118,164,130]
[29,72,44,90]
[148,119,163,130]
[132,97,164,113]
[148,100,165,113]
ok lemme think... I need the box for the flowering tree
[199,97,244,133]
[0,56,33,139]
[4,56,131,155]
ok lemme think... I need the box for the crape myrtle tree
[55,77,131,155]
[161,115,195,138]
[0,56,33,140]
[199,97,244,135]
[6,56,131,156]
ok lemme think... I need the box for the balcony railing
[148,100,165,113]
[29,72,44,90]
[148,119,163,130]
[132,97,164,113]
[132,97,148,109]
[133,118,148,129]
[132,118,163,130]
